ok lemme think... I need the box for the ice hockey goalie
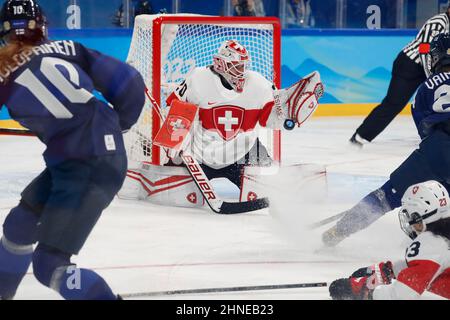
[119,39,324,210]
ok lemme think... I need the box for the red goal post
[125,14,281,166]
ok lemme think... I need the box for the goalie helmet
[0,0,47,41]
[213,39,250,93]
[398,180,450,239]
[429,33,450,74]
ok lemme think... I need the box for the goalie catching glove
[271,71,324,130]
[329,261,395,300]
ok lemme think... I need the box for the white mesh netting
[124,14,279,165]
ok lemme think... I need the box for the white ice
[0,115,444,299]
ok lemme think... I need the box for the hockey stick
[120,281,327,299]
[180,152,269,214]
[0,127,34,136]
[308,211,347,229]
[146,90,269,214]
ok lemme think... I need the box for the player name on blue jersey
[412,70,450,138]
[424,71,450,90]
[0,40,76,83]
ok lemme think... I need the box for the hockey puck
[284,119,295,130]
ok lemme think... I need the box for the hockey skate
[322,225,348,247]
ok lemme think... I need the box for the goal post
[124,14,281,166]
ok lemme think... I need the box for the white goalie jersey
[166,66,278,169]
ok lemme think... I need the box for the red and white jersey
[166,67,275,169]
[373,232,450,300]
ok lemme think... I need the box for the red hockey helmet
[213,39,250,93]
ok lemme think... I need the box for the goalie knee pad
[118,163,204,208]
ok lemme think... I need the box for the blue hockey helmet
[429,33,450,74]
[0,0,47,40]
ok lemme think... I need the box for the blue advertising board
[0,28,419,123]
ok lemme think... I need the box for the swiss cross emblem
[187,192,197,204]
[212,106,244,141]
[166,115,190,138]
[247,191,257,201]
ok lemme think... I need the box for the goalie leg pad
[119,163,204,208]
[239,165,277,202]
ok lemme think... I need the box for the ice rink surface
[1,115,444,300]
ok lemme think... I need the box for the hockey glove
[329,276,372,300]
[273,71,324,130]
[329,261,395,300]
[364,261,395,289]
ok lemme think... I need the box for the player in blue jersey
[0,0,145,299]
[322,32,450,247]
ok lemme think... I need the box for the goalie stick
[120,281,327,299]
[180,151,269,214]
[147,90,269,214]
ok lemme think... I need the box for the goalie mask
[213,39,250,93]
[398,181,450,239]
[0,0,47,41]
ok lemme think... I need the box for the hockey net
[124,14,281,166]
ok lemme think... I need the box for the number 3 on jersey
[15,57,94,119]
[406,241,421,258]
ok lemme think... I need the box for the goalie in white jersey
[329,180,450,300]
[167,39,286,171]
[120,39,324,208]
